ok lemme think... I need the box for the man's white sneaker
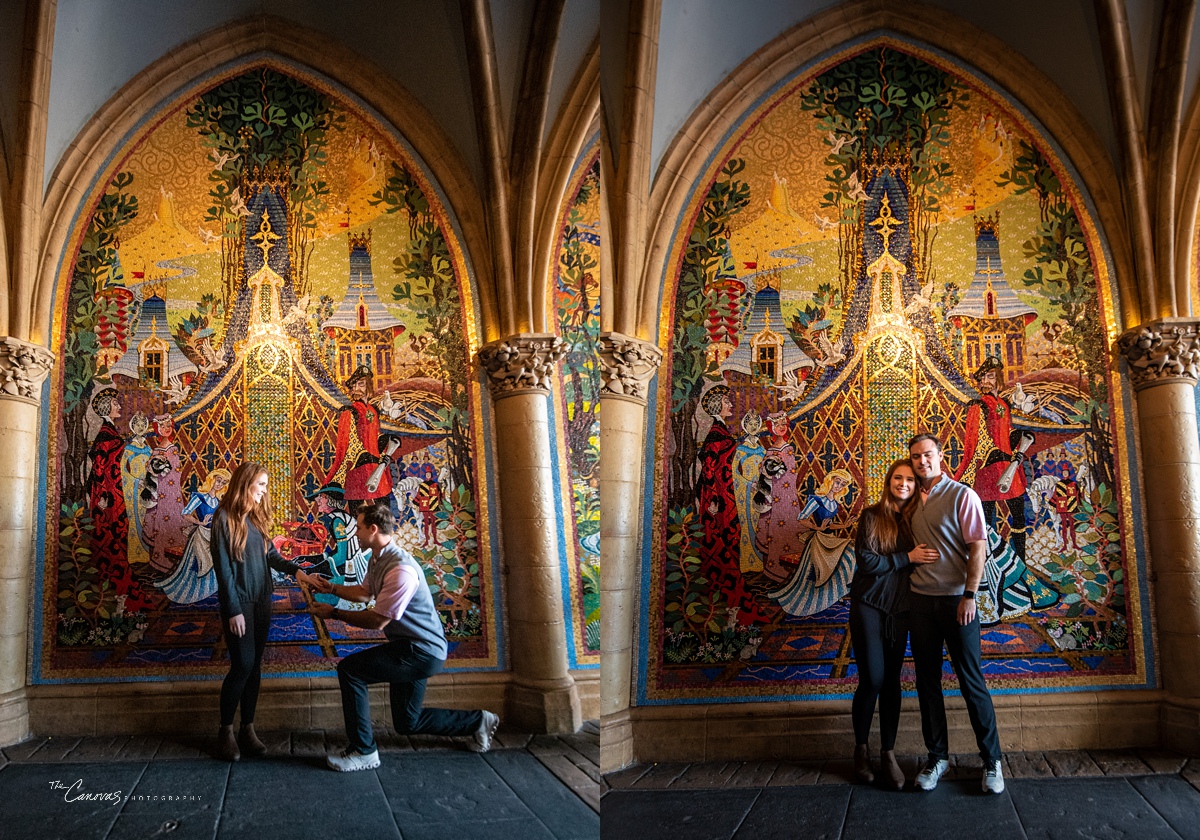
[326,747,380,772]
[469,710,500,753]
[982,759,1005,794]
[914,758,949,791]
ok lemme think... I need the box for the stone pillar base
[600,707,633,773]
[506,676,581,734]
[1163,694,1200,756]
[0,687,30,747]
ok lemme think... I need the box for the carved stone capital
[478,333,566,398]
[598,332,663,403]
[0,337,54,404]
[1116,318,1200,391]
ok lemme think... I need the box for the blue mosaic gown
[155,492,220,604]
[977,526,1060,626]
[767,494,855,617]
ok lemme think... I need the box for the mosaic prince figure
[325,364,395,508]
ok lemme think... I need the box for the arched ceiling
[647,0,1142,184]
[39,0,596,196]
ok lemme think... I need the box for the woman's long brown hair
[218,462,274,562]
[861,458,917,554]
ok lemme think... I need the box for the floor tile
[1130,774,1200,840]
[734,785,851,840]
[0,761,146,839]
[844,780,1026,840]
[219,757,400,840]
[1010,777,1182,840]
[600,789,760,840]
[376,751,535,826]
[485,749,600,835]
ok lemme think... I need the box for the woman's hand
[228,614,246,637]
[908,544,938,565]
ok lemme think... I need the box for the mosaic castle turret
[947,213,1036,382]
[322,231,405,392]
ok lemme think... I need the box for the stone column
[478,333,580,733]
[597,332,662,772]
[0,338,54,746]
[1117,318,1200,753]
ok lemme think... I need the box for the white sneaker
[469,710,500,753]
[915,757,949,791]
[326,746,380,772]
[982,759,1005,794]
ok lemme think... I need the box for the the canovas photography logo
[48,779,125,804]
[48,777,205,805]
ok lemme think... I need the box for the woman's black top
[212,509,300,620]
[849,507,915,615]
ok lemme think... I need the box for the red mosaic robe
[86,421,151,611]
[954,394,1025,501]
[697,421,768,624]
[325,400,393,501]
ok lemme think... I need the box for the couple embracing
[849,433,1004,794]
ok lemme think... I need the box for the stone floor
[0,721,600,840]
[602,749,1200,840]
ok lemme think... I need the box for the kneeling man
[306,501,499,771]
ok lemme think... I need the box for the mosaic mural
[553,142,600,666]
[37,65,500,681]
[644,42,1150,702]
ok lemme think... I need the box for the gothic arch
[639,1,1137,343]
[639,27,1149,705]
[35,14,496,348]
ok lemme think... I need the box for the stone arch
[35,15,496,347]
[640,2,1138,342]
[640,31,1149,705]
[35,35,507,681]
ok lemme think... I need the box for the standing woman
[212,462,315,760]
[849,459,936,789]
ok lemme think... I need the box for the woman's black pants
[849,600,907,750]
[219,599,271,726]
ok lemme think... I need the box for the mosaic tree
[669,158,750,509]
[799,47,968,337]
[185,68,343,304]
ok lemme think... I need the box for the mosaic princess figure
[156,468,232,604]
[731,412,765,574]
[768,468,857,617]
[755,412,804,582]
[120,412,153,567]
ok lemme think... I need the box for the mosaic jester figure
[696,384,769,625]
[325,364,397,508]
[305,483,369,611]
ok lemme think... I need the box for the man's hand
[228,614,246,637]
[298,570,333,594]
[957,596,977,626]
[907,544,938,565]
[310,602,335,620]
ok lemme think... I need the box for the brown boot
[239,723,267,757]
[853,744,874,784]
[217,725,240,762]
[880,749,905,791]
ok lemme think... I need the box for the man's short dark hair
[908,432,942,452]
[357,501,396,534]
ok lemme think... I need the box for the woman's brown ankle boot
[217,725,240,762]
[880,749,905,790]
[239,723,267,757]
[853,744,874,783]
